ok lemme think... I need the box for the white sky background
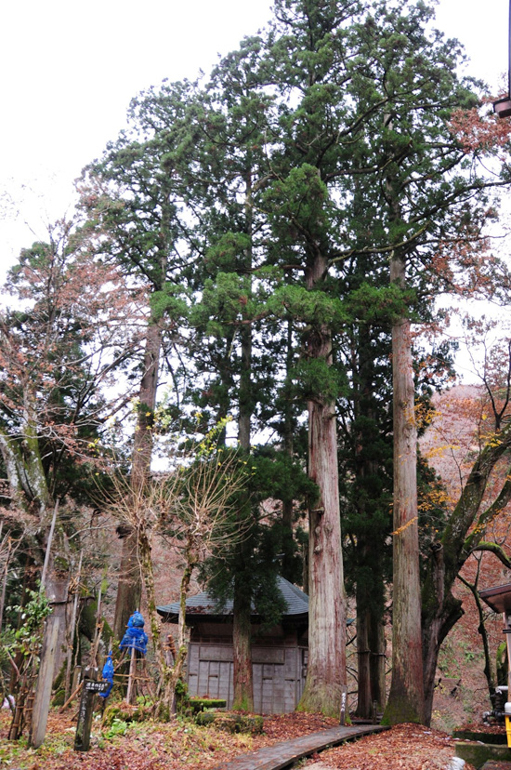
[0,0,509,280]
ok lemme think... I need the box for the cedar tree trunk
[231,314,255,711]
[231,169,255,712]
[232,569,254,711]
[383,251,424,725]
[298,254,346,717]
[114,320,162,640]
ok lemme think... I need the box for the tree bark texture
[231,178,255,711]
[384,252,424,725]
[299,396,346,716]
[238,322,252,452]
[422,580,463,723]
[113,530,140,642]
[232,572,254,711]
[299,254,346,717]
[114,320,162,641]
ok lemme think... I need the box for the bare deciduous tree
[104,428,248,715]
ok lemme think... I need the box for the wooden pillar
[29,617,60,748]
[504,612,511,697]
[74,670,108,751]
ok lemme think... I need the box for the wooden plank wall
[187,641,308,713]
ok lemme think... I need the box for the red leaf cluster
[449,106,511,154]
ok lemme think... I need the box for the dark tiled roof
[157,575,308,623]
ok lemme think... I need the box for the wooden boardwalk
[211,723,389,770]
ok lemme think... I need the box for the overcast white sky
[0,0,509,277]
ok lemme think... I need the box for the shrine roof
[479,582,511,614]
[156,575,309,624]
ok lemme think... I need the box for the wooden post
[126,646,136,704]
[74,670,109,752]
[29,618,60,748]
[504,612,511,697]
[340,685,348,726]
[30,527,70,748]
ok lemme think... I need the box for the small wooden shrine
[480,582,511,697]
[157,576,308,714]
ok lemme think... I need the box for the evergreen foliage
[2,0,511,733]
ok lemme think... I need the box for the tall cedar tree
[339,2,502,723]
[338,253,394,717]
[260,0,506,719]
[183,43,284,710]
[78,0,511,722]
[260,0,361,715]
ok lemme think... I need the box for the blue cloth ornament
[119,611,148,655]
[99,651,114,699]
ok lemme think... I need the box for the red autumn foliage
[449,104,511,155]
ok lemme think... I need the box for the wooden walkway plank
[211,724,389,770]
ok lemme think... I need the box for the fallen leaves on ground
[457,721,506,735]
[0,710,473,770]
[0,709,338,770]
[302,723,475,770]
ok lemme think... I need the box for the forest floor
[0,709,479,770]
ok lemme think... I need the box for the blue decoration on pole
[119,611,148,655]
[99,651,114,699]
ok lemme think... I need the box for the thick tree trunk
[231,176,255,711]
[383,252,424,725]
[113,530,140,642]
[299,255,346,718]
[299,397,346,716]
[232,382,254,713]
[238,322,252,451]
[114,320,162,641]
[232,569,254,711]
